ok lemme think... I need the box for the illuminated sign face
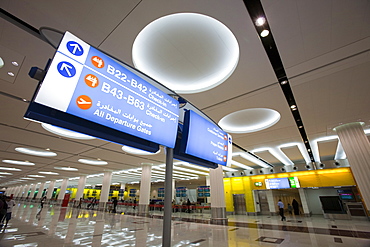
[288,177,300,188]
[265,178,290,189]
[33,32,179,148]
[181,110,232,166]
[254,182,263,187]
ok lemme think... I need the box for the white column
[23,184,31,199]
[266,190,277,215]
[75,175,87,200]
[138,164,152,216]
[15,185,22,198]
[120,183,125,200]
[57,178,69,205]
[46,181,56,200]
[29,183,37,200]
[172,179,176,202]
[209,165,227,224]
[99,171,112,210]
[335,122,370,214]
[35,182,46,199]
[298,188,311,216]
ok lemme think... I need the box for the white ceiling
[0,0,369,188]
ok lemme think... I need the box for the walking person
[133,198,137,210]
[2,196,15,227]
[77,198,83,209]
[0,195,7,228]
[287,203,293,215]
[112,198,118,213]
[40,196,46,208]
[277,199,286,221]
[292,199,299,215]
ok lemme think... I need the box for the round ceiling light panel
[122,145,160,155]
[78,159,108,165]
[41,123,96,140]
[54,166,79,171]
[15,147,57,157]
[218,108,281,133]
[132,13,239,94]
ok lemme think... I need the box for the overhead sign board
[180,110,232,166]
[27,32,179,149]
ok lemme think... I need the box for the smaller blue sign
[57,61,76,78]
[67,41,84,56]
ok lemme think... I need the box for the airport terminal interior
[0,0,370,246]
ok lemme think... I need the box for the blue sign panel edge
[24,102,159,153]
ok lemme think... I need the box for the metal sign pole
[162,147,174,247]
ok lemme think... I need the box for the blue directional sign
[180,110,232,166]
[57,61,76,78]
[67,41,84,56]
[28,31,179,149]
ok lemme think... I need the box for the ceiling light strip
[243,0,316,165]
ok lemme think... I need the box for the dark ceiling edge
[243,0,316,167]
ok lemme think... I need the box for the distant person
[77,198,83,209]
[112,198,118,213]
[40,196,46,208]
[277,199,286,221]
[287,203,293,215]
[187,199,191,213]
[292,199,299,215]
[91,197,97,209]
[2,197,15,227]
[133,198,137,210]
[0,195,7,227]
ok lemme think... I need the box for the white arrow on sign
[60,63,73,77]
[69,43,82,54]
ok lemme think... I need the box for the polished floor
[1,201,370,246]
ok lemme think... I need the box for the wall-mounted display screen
[26,31,179,151]
[265,177,300,189]
[265,178,291,189]
[180,110,232,166]
[339,193,354,200]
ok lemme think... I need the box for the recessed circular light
[122,145,160,155]
[0,167,22,171]
[260,30,269,37]
[290,105,297,109]
[28,175,46,178]
[2,159,35,166]
[78,159,108,165]
[255,17,266,26]
[8,72,15,77]
[54,166,78,171]
[280,80,288,85]
[11,61,19,66]
[218,108,281,133]
[38,171,59,175]
[15,147,57,157]
[132,13,239,94]
[41,123,96,140]
[0,172,13,175]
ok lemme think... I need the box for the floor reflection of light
[4,228,18,233]
[14,243,38,247]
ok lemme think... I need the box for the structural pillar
[120,183,125,201]
[99,171,112,210]
[209,165,228,225]
[46,180,56,201]
[57,178,69,206]
[29,183,37,201]
[35,182,46,199]
[266,190,277,215]
[75,175,87,201]
[335,122,370,214]
[138,164,152,216]
[298,188,311,217]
